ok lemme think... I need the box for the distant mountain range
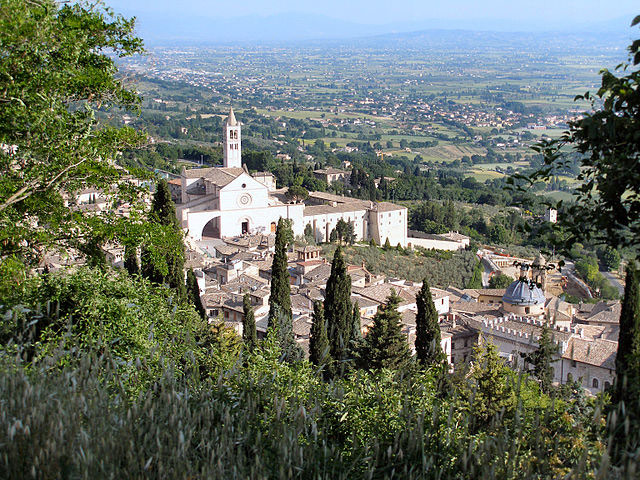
[124,11,636,47]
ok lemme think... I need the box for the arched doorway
[202,216,221,239]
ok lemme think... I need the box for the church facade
[176,108,408,246]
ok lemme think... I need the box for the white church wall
[407,237,465,251]
[371,208,408,247]
[219,174,269,212]
[304,208,368,243]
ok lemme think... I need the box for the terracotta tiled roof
[562,337,617,369]
[585,301,621,324]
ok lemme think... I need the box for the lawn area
[542,190,575,202]
[467,169,507,181]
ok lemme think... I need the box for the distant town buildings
[175,108,409,247]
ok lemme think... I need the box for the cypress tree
[324,246,353,369]
[151,179,179,227]
[242,293,258,353]
[359,291,412,371]
[268,218,293,331]
[309,301,330,368]
[415,278,444,366]
[186,268,206,320]
[348,301,364,366]
[520,321,558,393]
[142,179,186,299]
[350,301,362,343]
[467,261,483,289]
[123,244,139,276]
[610,262,640,463]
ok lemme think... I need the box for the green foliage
[242,150,275,172]
[309,301,331,369]
[327,244,478,288]
[325,246,353,372]
[0,266,210,388]
[0,302,618,479]
[0,0,145,262]
[335,218,356,245]
[575,254,619,300]
[467,260,484,289]
[186,268,206,320]
[124,244,139,276]
[141,180,186,300]
[610,262,640,464]
[415,278,444,366]
[489,273,514,289]
[268,217,293,330]
[285,184,309,203]
[358,291,412,372]
[466,341,515,431]
[599,246,622,271]
[266,305,303,363]
[242,293,257,353]
[520,322,558,393]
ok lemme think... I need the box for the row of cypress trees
[241,218,446,375]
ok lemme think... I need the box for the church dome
[502,279,546,306]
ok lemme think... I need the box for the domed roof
[502,279,546,306]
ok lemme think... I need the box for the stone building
[175,108,408,246]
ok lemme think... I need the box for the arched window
[592,378,599,389]
[605,381,611,390]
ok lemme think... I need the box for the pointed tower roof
[226,107,237,126]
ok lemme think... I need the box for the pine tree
[268,218,293,331]
[610,262,640,462]
[242,293,258,353]
[359,291,412,371]
[469,341,514,432]
[309,301,330,368]
[123,244,139,276]
[186,268,206,320]
[415,278,444,366]
[324,246,353,371]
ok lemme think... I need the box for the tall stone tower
[223,107,241,168]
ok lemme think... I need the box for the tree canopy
[0,0,145,263]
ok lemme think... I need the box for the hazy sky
[107,0,637,27]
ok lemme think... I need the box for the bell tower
[223,107,241,168]
[531,253,548,292]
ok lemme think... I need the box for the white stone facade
[176,108,408,245]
